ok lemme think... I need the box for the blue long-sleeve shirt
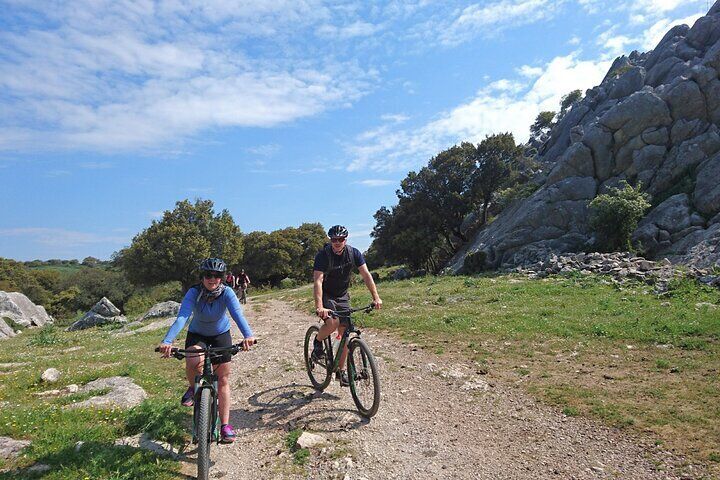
[162,286,253,344]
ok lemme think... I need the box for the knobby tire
[304,325,332,390]
[348,338,381,418]
[196,388,212,480]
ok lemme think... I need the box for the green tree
[59,268,135,312]
[559,89,583,119]
[0,258,51,305]
[470,133,525,225]
[529,111,556,142]
[116,199,243,291]
[81,256,101,267]
[589,181,651,252]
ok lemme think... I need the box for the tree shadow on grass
[230,383,369,433]
[0,442,194,480]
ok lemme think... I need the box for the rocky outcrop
[451,1,720,272]
[66,297,127,331]
[0,436,30,460]
[137,301,180,322]
[67,376,147,409]
[0,291,54,340]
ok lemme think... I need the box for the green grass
[285,428,310,465]
[270,272,720,475]
[0,319,189,479]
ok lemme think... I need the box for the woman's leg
[185,345,204,386]
[214,362,232,425]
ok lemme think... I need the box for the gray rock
[671,118,708,145]
[640,126,669,146]
[582,124,614,181]
[27,463,51,473]
[41,367,61,383]
[599,90,672,138]
[546,143,594,185]
[608,66,645,100]
[694,152,720,215]
[0,436,31,459]
[67,297,127,331]
[68,376,147,409]
[0,291,54,336]
[138,301,180,322]
[296,432,326,449]
[391,268,411,281]
[685,14,720,50]
[115,433,182,459]
[662,80,707,122]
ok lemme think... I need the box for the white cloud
[353,179,397,187]
[568,35,581,46]
[316,21,382,39]
[517,65,544,78]
[0,227,128,247]
[380,113,410,123]
[0,1,375,153]
[246,144,281,157]
[348,53,611,172]
[439,0,564,45]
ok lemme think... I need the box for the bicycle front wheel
[196,388,212,480]
[304,325,332,390]
[348,338,381,418]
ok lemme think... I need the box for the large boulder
[452,2,720,273]
[0,291,54,340]
[67,297,127,331]
[137,301,180,322]
[67,376,147,409]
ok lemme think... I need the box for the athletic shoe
[336,370,350,387]
[220,424,236,443]
[180,386,194,407]
[311,339,325,361]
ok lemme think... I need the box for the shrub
[463,250,487,274]
[279,277,299,289]
[124,282,182,317]
[589,181,651,252]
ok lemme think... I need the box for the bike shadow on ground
[229,383,369,433]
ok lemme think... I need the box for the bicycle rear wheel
[304,325,332,390]
[196,388,212,480]
[348,338,381,418]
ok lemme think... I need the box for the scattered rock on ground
[115,433,182,459]
[0,436,31,459]
[41,368,60,383]
[0,291,54,340]
[296,432,327,449]
[67,376,147,409]
[67,297,127,331]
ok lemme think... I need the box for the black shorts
[185,330,233,365]
[323,293,351,326]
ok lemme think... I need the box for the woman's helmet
[327,225,348,238]
[199,258,227,273]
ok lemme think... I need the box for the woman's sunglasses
[203,272,224,279]
[330,237,346,243]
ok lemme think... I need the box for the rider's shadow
[229,383,369,433]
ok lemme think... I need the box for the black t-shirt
[313,244,365,297]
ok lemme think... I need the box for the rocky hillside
[449,1,720,273]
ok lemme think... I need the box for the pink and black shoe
[220,424,236,443]
[180,387,194,407]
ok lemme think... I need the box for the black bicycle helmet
[199,257,227,273]
[327,225,348,238]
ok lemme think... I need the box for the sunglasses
[330,237,346,243]
[203,272,224,279]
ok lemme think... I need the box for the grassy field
[0,323,190,479]
[267,272,720,475]
[0,272,717,478]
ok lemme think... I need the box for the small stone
[296,432,326,449]
[75,441,84,452]
[28,463,51,473]
[41,368,60,383]
[65,384,79,393]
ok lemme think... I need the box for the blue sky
[0,0,710,261]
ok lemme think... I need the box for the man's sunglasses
[203,272,224,279]
[330,237,346,243]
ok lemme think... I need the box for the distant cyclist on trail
[157,258,255,443]
[311,225,382,386]
[237,269,250,292]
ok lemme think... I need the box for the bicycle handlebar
[155,339,257,360]
[329,302,375,318]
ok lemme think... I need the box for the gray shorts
[323,293,351,326]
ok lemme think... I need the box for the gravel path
[181,299,688,480]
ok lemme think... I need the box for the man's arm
[358,264,382,309]
[313,270,331,319]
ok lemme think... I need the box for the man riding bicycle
[157,258,255,443]
[311,225,382,386]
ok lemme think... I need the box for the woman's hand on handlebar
[157,343,173,358]
[241,337,256,351]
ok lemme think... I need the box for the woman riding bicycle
[157,257,256,443]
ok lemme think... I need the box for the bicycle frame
[323,304,373,374]
[193,353,220,443]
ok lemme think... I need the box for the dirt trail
[183,299,687,480]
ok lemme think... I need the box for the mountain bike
[237,285,248,304]
[303,303,381,418]
[155,341,255,480]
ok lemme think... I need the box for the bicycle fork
[192,374,220,443]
